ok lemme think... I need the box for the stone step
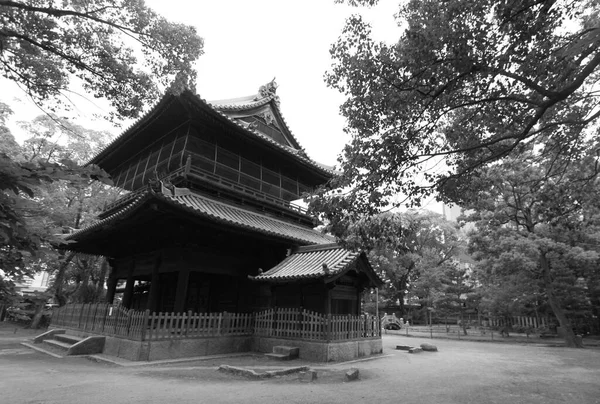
[44,339,73,351]
[265,353,295,361]
[272,346,299,358]
[54,334,84,345]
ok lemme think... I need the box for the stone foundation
[253,336,382,362]
[57,327,381,362]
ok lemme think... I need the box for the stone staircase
[265,345,299,361]
[29,329,105,357]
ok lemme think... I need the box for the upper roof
[251,244,384,287]
[88,81,336,178]
[65,184,334,248]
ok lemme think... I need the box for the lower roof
[251,244,384,287]
[65,184,333,248]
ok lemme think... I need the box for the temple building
[45,81,383,362]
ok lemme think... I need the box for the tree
[0,112,119,308]
[1,0,204,119]
[314,0,600,217]
[461,146,600,347]
[0,1,203,304]
[436,260,475,334]
[334,210,463,317]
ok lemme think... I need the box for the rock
[299,370,318,383]
[396,345,413,350]
[408,347,423,354]
[420,343,438,352]
[345,368,360,381]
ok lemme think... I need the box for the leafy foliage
[0,113,117,302]
[462,146,600,346]
[314,0,600,218]
[0,0,204,119]
[338,210,465,316]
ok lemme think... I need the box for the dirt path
[1,329,599,404]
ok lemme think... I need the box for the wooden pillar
[325,284,332,315]
[122,261,135,309]
[146,254,162,313]
[105,273,118,304]
[173,268,190,313]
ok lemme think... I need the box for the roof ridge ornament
[256,78,278,100]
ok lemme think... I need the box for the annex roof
[65,185,333,247]
[252,244,384,287]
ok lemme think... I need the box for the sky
[145,0,403,166]
[0,0,445,213]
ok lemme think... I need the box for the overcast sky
[148,0,403,166]
[0,0,445,213]
[2,0,401,166]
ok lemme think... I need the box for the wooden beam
[146,254,162,312]
[173,268,190,313]
[122,261,136,308]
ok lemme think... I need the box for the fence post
[326,314,331,342]
[218,312,223,336]
[141,310,149,341]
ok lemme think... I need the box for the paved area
[1,322,599,404]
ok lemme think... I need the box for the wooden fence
[254,308,381,341]
[485,316,549,329]
[50,304,381,342]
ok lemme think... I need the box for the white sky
[148,0,402,166]
[0,0,445,213]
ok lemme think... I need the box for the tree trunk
[49,251,76,306]
[29,300,45,329]
[540,251,583,348]
[96,258,109,301]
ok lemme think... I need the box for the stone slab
[345,368,359,381]
[420,343,438,352]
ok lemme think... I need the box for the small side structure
[52,82,383,362]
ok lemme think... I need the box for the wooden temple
[64,81,383,320]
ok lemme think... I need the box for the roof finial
[258,78,278,99]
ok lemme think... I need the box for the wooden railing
[50,304,381,342]
[146,311,254,340]
[485,316,550,329]
[254,308,381,341]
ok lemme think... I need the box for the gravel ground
[2,322,599,404]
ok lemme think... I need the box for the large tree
[1,0,203,119]
[334,210,463,316]
[314,0,600,217]
[0,1,203,299]
[461,145,600,347]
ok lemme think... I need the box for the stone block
[420,343,438,352]
[396,345,413,351]
[298,370,318,383]
[408,347,422,354]
[66,336,105,355]
[345,368,359,381]
[33,329,66,343]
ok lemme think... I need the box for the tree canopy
[314,0,600,218]
[461,144,600,346]
[0,0,204,119]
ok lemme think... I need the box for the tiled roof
[88,87,336,178]
[65,187,333,246]
[253,244,361,282]
[210,94,275,111]
[157,189,333,245]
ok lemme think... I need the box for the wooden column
[325,284,332,315]
[173,268,190,313]
[122,261,135,309]
[146,254,162,313]
[105,274,118,304]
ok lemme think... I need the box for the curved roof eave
[86,89,337,179]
